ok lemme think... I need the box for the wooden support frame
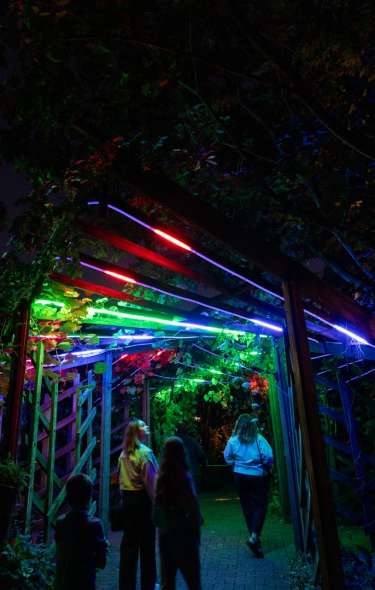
[273,337,305,550]
[283,280,344,590]
[122,172,374,342]
[44,380,58,542]
[99,351,112,535]
[1,302,30,458]
[25,341,44,533]
[269,343,290,521]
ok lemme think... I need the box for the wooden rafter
[121,171,374,343]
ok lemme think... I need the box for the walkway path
[97,492,295,590]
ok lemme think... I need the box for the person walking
[118,419,158,590]
[154,436,203,590]
[224,413,273,558]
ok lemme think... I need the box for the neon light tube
[106,203,282,299]
[104,270,136,283]
[34,299,65,308]
[70,348,105,357]
[104,203,375,346]
[332,325,369,346]
[153,229,192,251]
[87,306,245,336]
[79,260,280,327]
[250,319,283,332]
[117,334,155,340]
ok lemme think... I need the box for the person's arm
[223,437,235,465]
[143,450,159,499]
[187,476,204,529]
[93,520,107,570]
[258,435,273,467]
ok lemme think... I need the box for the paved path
[98,492,295,590]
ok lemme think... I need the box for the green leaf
[94,361,106,374]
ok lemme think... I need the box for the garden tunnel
[2,176,375,590]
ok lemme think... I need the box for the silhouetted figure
[224,414,273,558]
[55,474,107,590]
[176,423,206,490]
[154,436,203,590]
[118,419,158,590]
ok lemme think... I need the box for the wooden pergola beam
[78,221,285,320]
[123,171,374,342]
[78,221,204,284]
[79,253,282,327]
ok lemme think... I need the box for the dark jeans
[234,473,270,537]
[119,490,156,590]
[159,533,201,590]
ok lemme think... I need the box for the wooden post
[273,338,304,550]
[87,370,94,476]
[268,351,290,521]
[99,351,112,535]
[25,341,44,533]
[142,378,150,425]
[1,302,30,459]
[283,280,344,590]
[45,380,58,542]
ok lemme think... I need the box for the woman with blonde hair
[224,413,273,558]
[118,419,158,590]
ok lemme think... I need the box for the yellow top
[118,444,158,498]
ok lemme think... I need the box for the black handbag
[256,437,272,476]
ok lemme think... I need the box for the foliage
[1,0,374,314]
[288,553,318,590]
[341,547,375,590]
[150,333,274,459]
[0,458,28,490]
[0,535,55,590]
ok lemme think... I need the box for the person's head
[155,436,192,506]
[161,436,189,470]
[123,419,149,454]
[66,474,93,510]
[233,413,258,444]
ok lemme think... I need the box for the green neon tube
[34,299,65,308]
[87,306,245,336]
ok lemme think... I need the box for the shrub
[288,553,318,589]
[342,548,375,590]
[0,458,28,490]
[0,535,55,590]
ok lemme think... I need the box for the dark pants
[234,473,270,537]
[159,533,201,590]
[119,490,156,590]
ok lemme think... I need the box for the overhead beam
[79,253,283,327]
[51,272,195,318]
[51,273,265,334]
[78,221,205,284]
[121,171,374,343]
[78,220,285,320]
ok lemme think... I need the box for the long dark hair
[233,413,258,444]
[155,436,195,508]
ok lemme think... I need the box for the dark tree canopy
[0,0,374,314]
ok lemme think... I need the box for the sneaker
[246,539,264,559]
